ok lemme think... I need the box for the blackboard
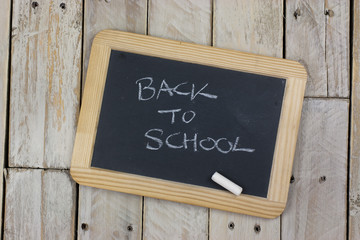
[71,30,307,218]
[91,50,286,198]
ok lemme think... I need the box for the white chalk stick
[211,172,243,196]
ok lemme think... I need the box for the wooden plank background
[1,0,356,239]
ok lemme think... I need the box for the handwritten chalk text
[144,129,255,154]
[136,77,218,101]
[136,76,256,154]
[157,109,196,124]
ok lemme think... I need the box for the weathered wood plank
[9,0,82,168]
[83,0,147,83]
[325,0,349,97]
[42,170,76,239]
[211,0,282,239]
[143,0,211,238]
[143,198,208,240]
[4,169,76,239]
[281,99,348,240]
[0,0,11,238]
[209,211,279,240]
[78,1,147,239]
[286,0,327,97]
[78,186,142,240]
[213,0,283,56]
[350,0,360,238]
[148,0,211,44]
[287,0,349,97]
[4,169,42,239]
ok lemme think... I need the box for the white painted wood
[78,186,142,240]
[4,169,76,239]
[350,0,360,238]
[211,0,282,239]
[9,0,82,168]
[83,0,147,83]
[0,0,10,238]
[4,1,351,240]
[281,99,348,240]
[286,0,349,97]
[286,0,326,97]
[213,0,283,57]
[143,0,211,238]
[78,1,147,239]
[325,0,350,97]
[148,0,211,45]
[42,170,76,239]
[4,169,42,239]
[143,198,208,240]
[210,211,279,240]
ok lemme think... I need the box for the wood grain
[350,0,360,238]
[148,0,211,45]
[286,0,326,97]
[9,0,82,168]
[213,0,283,57]
[78,186,142,240]
[143,198,208,240]
[4,169,42,239]
[144,1,210,238]
[92,31,307,80]
[2,1,352,239]
[212,0,283,238]
[210,210,280,240]
[78,1,147,239]
[41,170,76,239]
[281,99,348,240]
[0,0,10,238]
[4,169,76,239]
[286,0,349,97]
[83,0,147,84]
[325,0,350,97]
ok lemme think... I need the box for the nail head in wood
[81,223,89,231]
[60,3,66,10]
[319,175,327,183]
[325,9,334,17]
[31,1,39,9]
[290,175,295,184]
[228,222,235,230]
[254,224,261,233]
[127,225,133,232]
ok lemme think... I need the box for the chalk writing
[144,130,255,154]
[136,77,256,154]
[157,109,196,124]
[136,77,218,101]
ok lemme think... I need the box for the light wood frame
[70,30,307,218]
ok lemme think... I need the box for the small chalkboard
[91,50,285,198]
[71,30,307,218]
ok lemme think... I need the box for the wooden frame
[70,30,307,218]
